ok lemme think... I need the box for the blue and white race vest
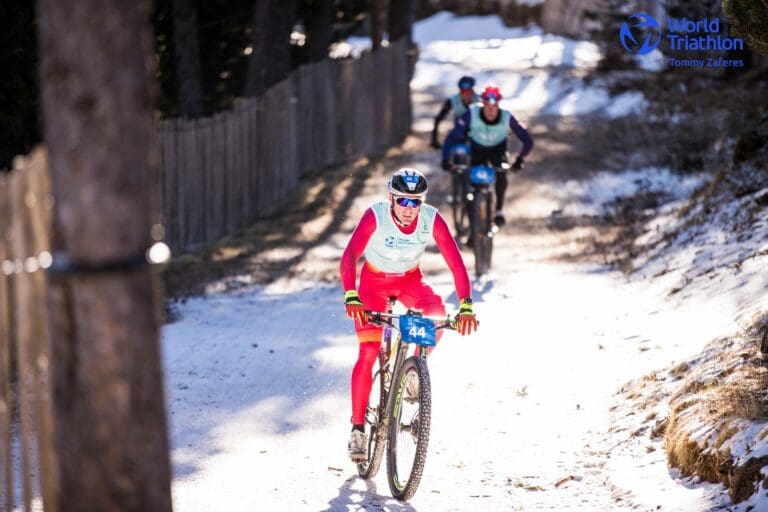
[450,93,480,119]
[469,106,511,147]
[364,201,437,273]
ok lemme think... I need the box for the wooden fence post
[24,152,58,512]
[9,165,34,511]
[9,151,58,512]
[0,172,14,512]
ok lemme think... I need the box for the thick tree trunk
[270,0,298,81]
[244,0,298,97]
[172,0,204,117]
[244,0,271,96]
[372,0,385,50]
[36,0,173,510]
[388,0,414,43]
[304,0,335,62]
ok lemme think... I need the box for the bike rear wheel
[386,356,431,501]
[472,190,493,277]
[357,363,388,478]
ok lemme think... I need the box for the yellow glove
[344,290,367,326]
[456,298,477,336]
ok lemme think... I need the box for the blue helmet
[458,76,475,90]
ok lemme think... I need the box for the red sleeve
[432,212,471,300]
[340,208,376,291]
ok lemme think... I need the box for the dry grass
[670,361,689,378]
[662,313,768,503]
[709,376,768,422]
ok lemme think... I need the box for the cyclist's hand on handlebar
[344,290,367,325]
[456,298,478,336]
[512,155,524,173]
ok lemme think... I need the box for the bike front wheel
[451,173,469,238]
[472,190,493,277]
[386,356,431,501]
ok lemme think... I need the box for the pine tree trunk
[244,0,298,97]
[268,0,298,83]
[372,0,385,50]
[304,0,335,62]
[244,0,271,96]
[37,0,173,510]
[173,0,204,117]
[388,0,414,43]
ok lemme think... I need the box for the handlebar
[365,309,458,331]
[447,161,513,174]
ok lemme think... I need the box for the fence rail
[157,40,413,251]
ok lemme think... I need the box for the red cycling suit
[340,204,471,424]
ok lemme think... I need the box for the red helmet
[481,85,502,104]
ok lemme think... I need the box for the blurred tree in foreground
[38,0,173,508]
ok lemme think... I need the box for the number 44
[409,326,426,338]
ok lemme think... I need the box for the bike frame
[366,300,452,439]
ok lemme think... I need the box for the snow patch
[604,91,649,119]
[635,49,666,72]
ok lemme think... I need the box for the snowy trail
[162,246,736,511]
[161,12,753,512]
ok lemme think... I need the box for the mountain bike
[466,163,505,278]
[447,143,471,239]
[356,298,456,501]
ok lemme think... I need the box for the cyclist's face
[482,101,499,120]
[391,195,421,225]
[459,89,474,103]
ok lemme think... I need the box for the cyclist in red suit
[339,168,478,461]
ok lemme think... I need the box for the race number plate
[399,315,437,346]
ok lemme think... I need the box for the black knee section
[495,170,508,208]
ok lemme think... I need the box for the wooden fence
[158,39,413,251]
[0,149,57,512]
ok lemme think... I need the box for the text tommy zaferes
[666,17,744,51]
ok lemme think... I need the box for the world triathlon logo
[619,13,661,55]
